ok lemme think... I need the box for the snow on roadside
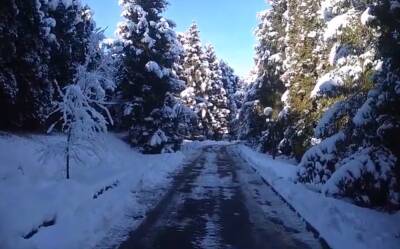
[231,144,400,249]
[0,133,185,249]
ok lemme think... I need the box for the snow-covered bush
[298,132,346,186]
[323,147,399,208]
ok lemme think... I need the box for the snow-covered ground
[0,133,186,249]
[231,145,400,249]
[2,136,399,249]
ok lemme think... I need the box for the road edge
[228,145,332,249]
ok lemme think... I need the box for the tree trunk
[272,123,277,160]
[66,129,71,180]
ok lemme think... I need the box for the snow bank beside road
[0,133,185,249]
[232,145,400,249]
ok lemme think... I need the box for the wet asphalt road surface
[116,145,324,249]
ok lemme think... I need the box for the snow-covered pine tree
[175,32,187,83]
[158,33,198,146]
[178,24,234,139]
[219,60,240,138]
[156,92,198,152]
[203,45,230,139]
[0,0,19,128]
[280,0,322,160]
[271,0,400,209]
[43,30,115,179]
[237,0,288,148]
[238,0,399,209]
[318,0,400,209]
[178,23,209,138]
[252,0,288,154]
[0,0,52,130]
[0,0,97,131]
[236,96,266,146]
[45,0,96,89]
[115,0,184,153]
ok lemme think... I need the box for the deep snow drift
[231,145,400,249]
[0,133,186,249]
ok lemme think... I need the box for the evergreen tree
[115,0,184,153]
[296,0,400,209]
[253,0,288,154]
[179,23,209,138]
[237,97,266,146]
[219,60,240,138]
[237,0,288,147]
[0,0,52,130]
[156,92,198,152]
[203,45,230,139]
[0,0,96,131]
[179,24,238,139]
[320,0,400,209]
[245,0,400,209]
[45,0,96,88]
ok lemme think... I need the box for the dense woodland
[0,0,399,210]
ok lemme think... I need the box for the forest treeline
[241,0,400,210]
[0,0,242,154]
[0,0,399,210]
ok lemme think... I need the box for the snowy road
[116,145,324,249]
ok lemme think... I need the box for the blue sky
[83,0,269,77]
